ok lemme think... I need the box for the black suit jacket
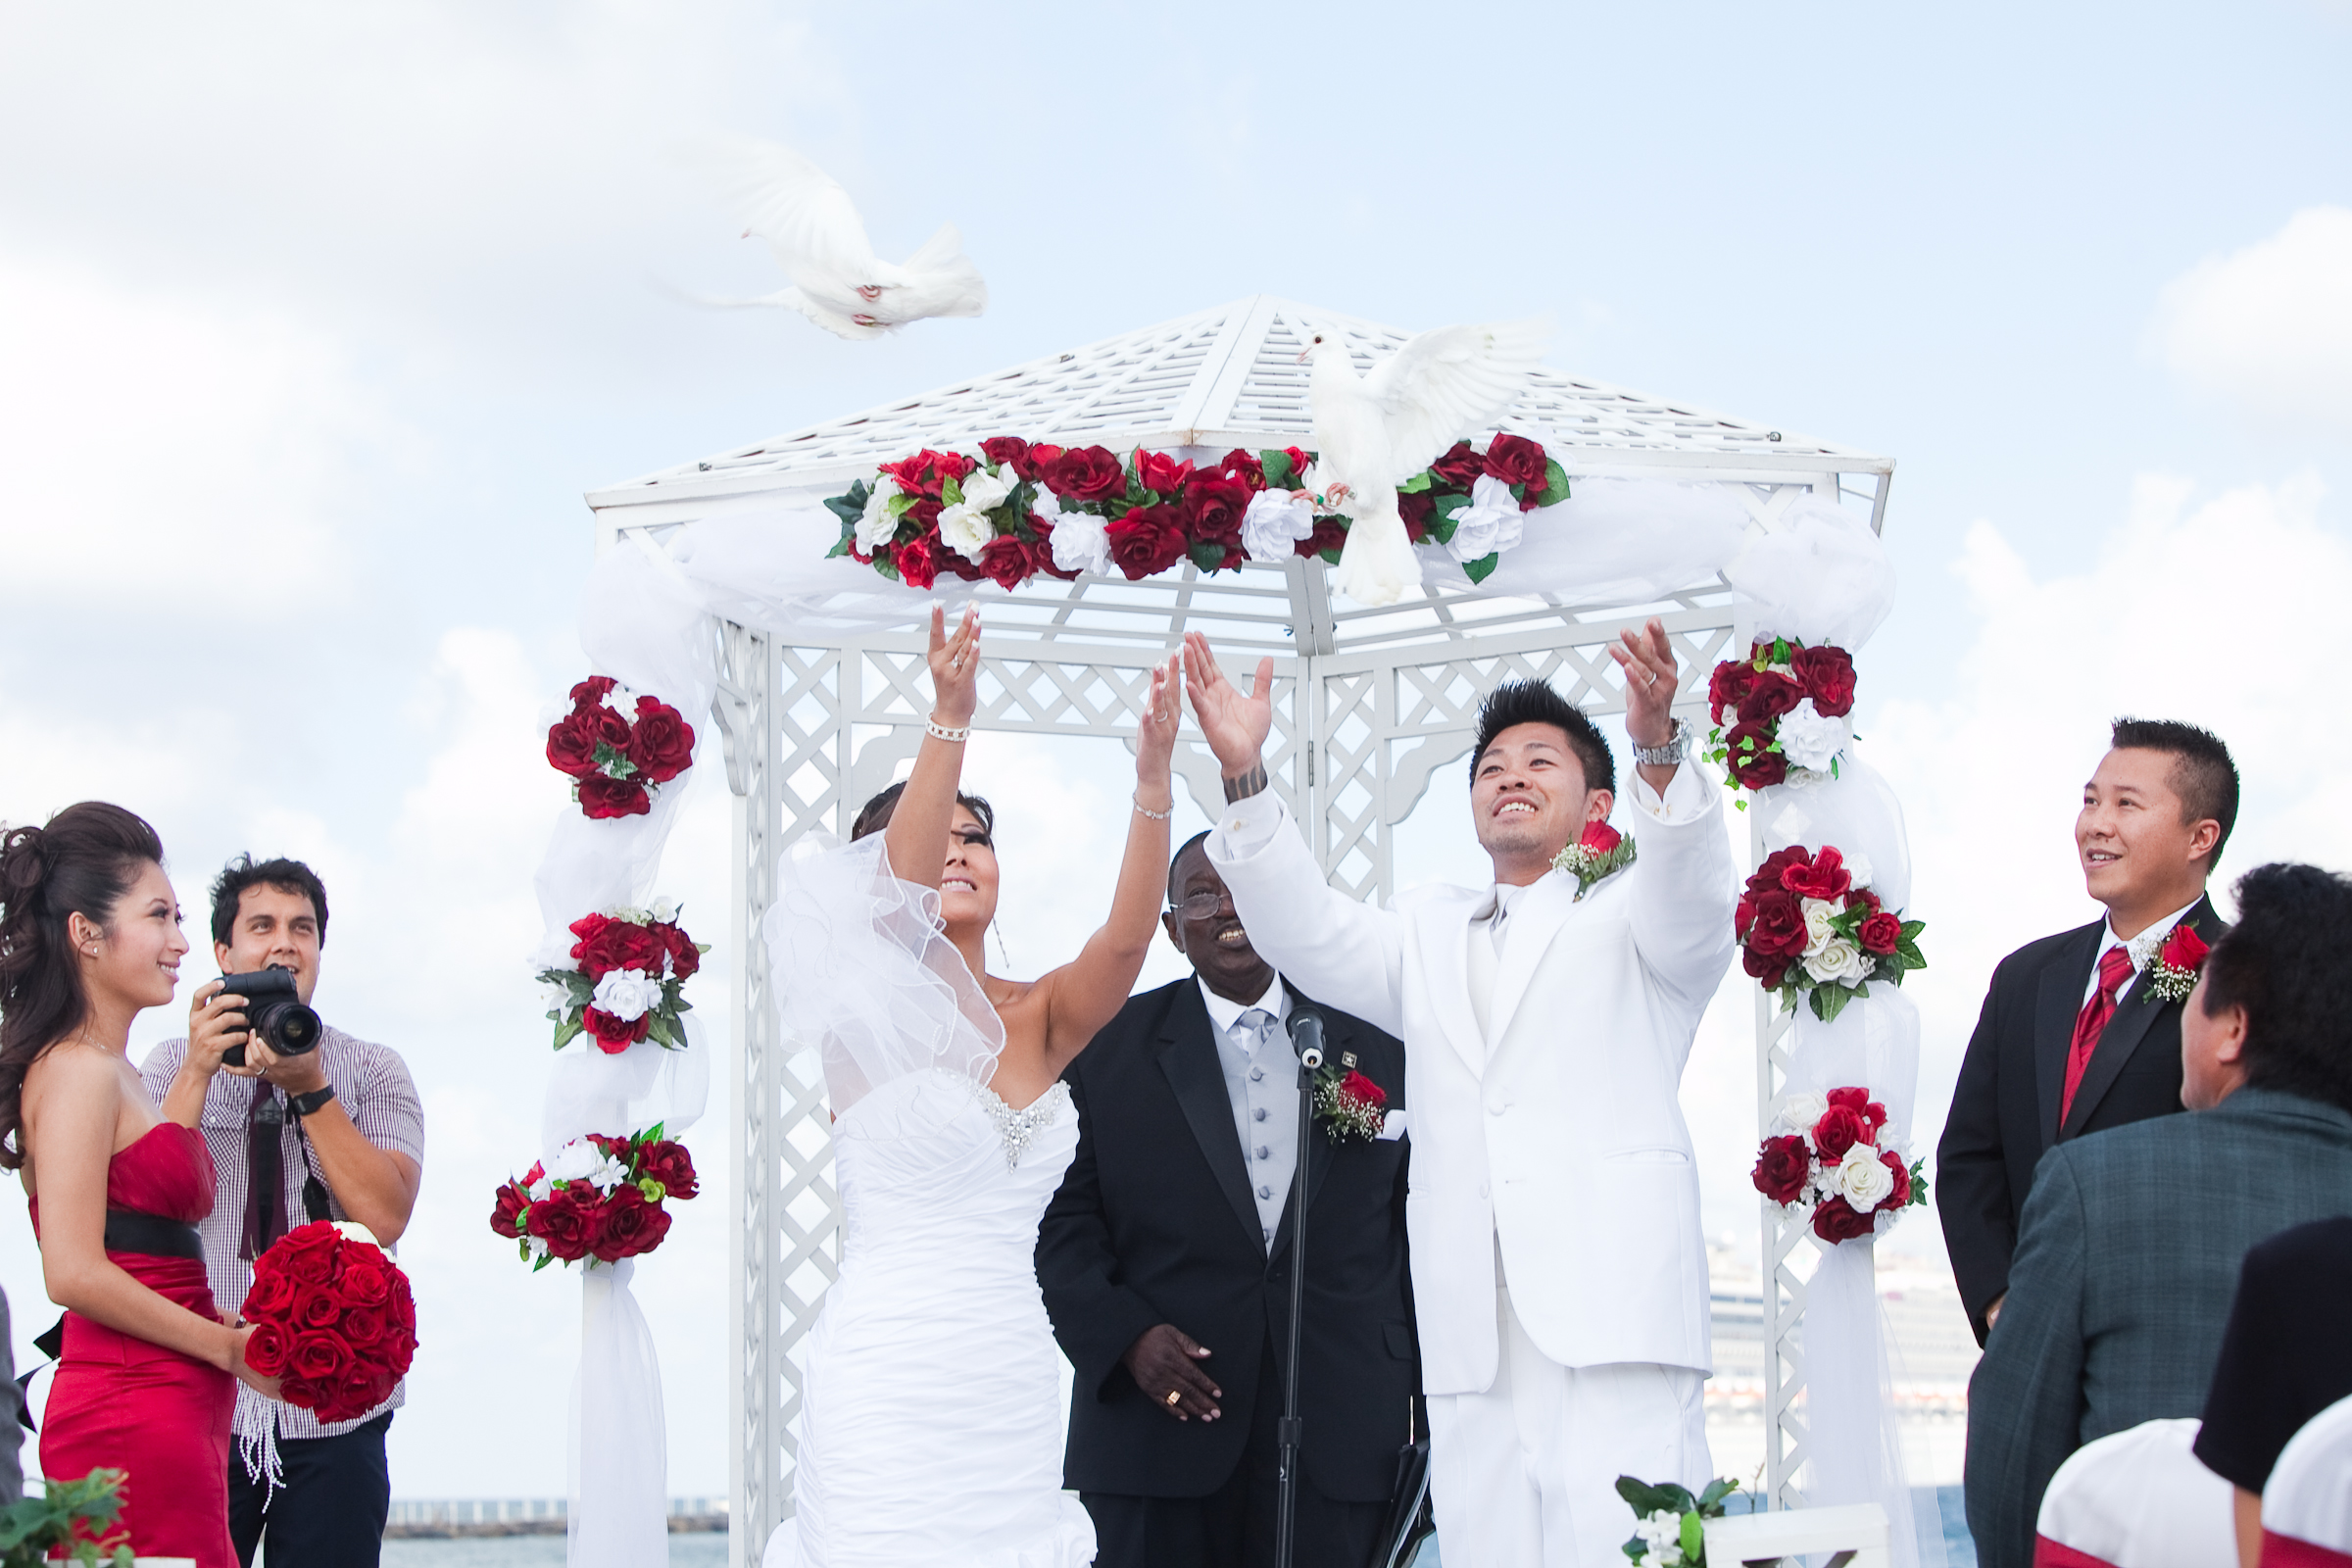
[1936,895,2227,1342]
[1036,977,1416,1502]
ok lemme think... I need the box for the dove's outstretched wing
[1360,317,1552,479]
[706,138,894,306]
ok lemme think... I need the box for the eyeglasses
[1171,891,1234,920]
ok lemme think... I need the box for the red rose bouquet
[1310,1061,1389,1144]
[2140,922,2210,1004]
[1548,818,1637,900]
[537,901,707,1054]
[490,1125,698,1271]
[240,1222,418,1422]
[1702,637,1857,799]
[1750,1085,1929,1245]
[1736,845,1926,1022]
[545,676,696,820]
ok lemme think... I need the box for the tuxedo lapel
[2060,897,2223,1139]
[1422,902,1488,1076]
[1155,987,1261,1250]
[1489,871,1579,1050]
[2035,923,2104,1148]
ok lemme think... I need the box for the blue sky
[1,0,2347,1498]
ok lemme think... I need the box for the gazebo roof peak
[587,294,1887,512]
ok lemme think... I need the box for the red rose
[1219,449,1266,490]
[296,1285,344,1331]
[1707,660,1757,724]
[638,1140,700,1200]
[244,1321,293,1377]
[1022,444,1063,482]
[2160,924,2209,974]
[282,1242,340,1287]
[289,1331,350,1383]
[577,775,652,819]
[1430,440,1486,490]
[1812,1197,1878,1244]
[584,1006,649,1054]
[625,698,696,785]
[1811,1104,1868,1162]
[1740,947,1790,991]
[526,1186,607,1262]
[244,1268,298,1319]
[1047,445,1126,503]
[1483,433,1547,491]
[1790,645,1857,718]
[1134,450,1194,499]
[1184,469,1252,546]
[1878,1150,1912,1210]
[598,1184,673,1261]
[1857,909,1903,956]
[658,922,701,981]
[1297,514,1348,560]
[1741,888,1810,960]
[1723,721,1788,790]
[1338,1070,1387,1110]
[1104,505,1189,580]
[1782,846,1853,902]
[326,1360,385,1421]
[338,1302,388,1350]
[889,533,937,590]
[545,710,603,779]
[1579,819,1623,857]
[568,675,617,710]
[906,449,976,497]
[338,1251,393,1307]
[978,437,1029,474]
[1746,846,1810,900]
[579,918,663,979]
[566,912,609,961]
[1826,1086,1888,1135]
[1737,670,1804,724]
[977,535,1034,591]
[1750,1134,1813,1205]
[1396,489,1435,543]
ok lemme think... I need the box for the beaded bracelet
[925,719,970,744]
[1132,795,1174,821]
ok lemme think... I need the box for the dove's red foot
[853,314,881,327]
[856,284,883,301]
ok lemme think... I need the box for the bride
[762,605,1178,1567]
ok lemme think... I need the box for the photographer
[141,856,423,1568]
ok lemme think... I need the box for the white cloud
[2150,206,2352,433]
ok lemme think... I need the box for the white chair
[2032,1417,2234,1568]
[1701,1501,1890,1567]
[2264,1395,2352,1567]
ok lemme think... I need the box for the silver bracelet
[1132,795,1174,821]
[1632,717,1689,767]
[925,718,970,744]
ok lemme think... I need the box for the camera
[219,968,322,1065]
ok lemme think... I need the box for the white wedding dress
[760,834,1096,1568]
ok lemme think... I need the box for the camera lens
[255,999,323,1056]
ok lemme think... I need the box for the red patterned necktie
[2061,944,2137,1126]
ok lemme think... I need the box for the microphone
[1287,1009,1325,1070]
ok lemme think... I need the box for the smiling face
[1161,843,1276,1005]
[74,859,188,1015]
[1471,722,1613,881]
[937,804,1000,932]
[216,883,323,1005]
[2078,747,2221,930]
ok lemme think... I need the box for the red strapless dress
[30,1122,234,1568]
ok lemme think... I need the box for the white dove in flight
[701,137,987,340]
[1299,317,1550,606]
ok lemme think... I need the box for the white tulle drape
[570,1258,669,1568]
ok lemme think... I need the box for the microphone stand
[1276,1010,1325,1568]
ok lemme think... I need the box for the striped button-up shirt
[141,1025,425,1440]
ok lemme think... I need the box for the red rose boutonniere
[1311,1059,1389,1144]
[1549,819,1637,900]
[2142,922,2209,1004]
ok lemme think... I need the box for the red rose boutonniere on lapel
[1311,1057,1388,1144]
[2142,923,2209,1004]
[1549,819,1638,901]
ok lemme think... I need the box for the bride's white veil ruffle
[764,831,1004,1115]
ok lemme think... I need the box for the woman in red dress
[0,803,278,1568]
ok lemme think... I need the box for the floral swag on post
[822,433,1570,593]
[539,902,707,1054]
[1703,637,1857,799]
[1750,1086,1930,1245]
[545,676,696,820]
[490,1125,700,1270]
[1735,845,1926,1022]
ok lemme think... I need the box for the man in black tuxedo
[1038,833,1415,1568]
[1937,717,2239,1344]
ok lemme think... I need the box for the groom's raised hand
[1122,1323,1221,1423]
[1181,631,1273,784]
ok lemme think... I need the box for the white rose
[1242,488,1317,563]
[1801,898,1842,952]
[650,897,680,924]
[936,501,994,563]
[545,1139,601,1183]
[527,1176,553,1203]
[1775,699,1849,772]
[525,1234,551,1259]
[1802,936,1870,987]
[1049,508,1111,575]
[591,966,660,1023]
[856,475,903,552]
[1775,1091,1828,1136]
[957,465,1015,514]
[1446,474,1528,564]
[1835,1143,1894,1209]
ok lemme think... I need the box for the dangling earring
[993,920,1012,973]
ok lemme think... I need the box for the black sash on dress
[17,1209,207,1430]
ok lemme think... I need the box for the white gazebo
[583,294,1896,1562]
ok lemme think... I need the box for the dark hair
[2200,861,2352,1113]
[850,782,996,845]
[1469,678,1615,796]
[2110,717,2240,867]
[1168,831,1212,903]
[0,803,168,1170]
[211,855,329,950]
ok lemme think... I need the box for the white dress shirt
[1199,974,1296,1249]
[2083,896,2204,1006]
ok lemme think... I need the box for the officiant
[1037,834,1416,1568]
[1185,624,1736,1568]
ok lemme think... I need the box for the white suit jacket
[1207,765,1736,1396]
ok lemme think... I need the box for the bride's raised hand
[1135,656,1180,802]
[928,604,981,726]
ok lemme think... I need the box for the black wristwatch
[286,1084,337,1118]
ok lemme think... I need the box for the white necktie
[1237,1008,1276,1051]
[1488,883,1520,956]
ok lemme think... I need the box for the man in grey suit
[1964,861,2352,1568]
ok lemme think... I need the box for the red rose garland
[1750,1086,1929,1244]
[240,1222,418,1423]
[1736,845,1926,1022]
[545,676,696,820]
[490,1126,699,1270]
[537,903,707,1054]
[1703,637,1858,799]
[822,434,1571,594]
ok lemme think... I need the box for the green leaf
[1398,469,1433,494]
[1899,920,1927,940]
[1698,1478,1739,1511]
[552,1015,583,1052]
[1615,1477,1675,1516]
[886,490,914,519]
[1812,982,1862,1023]
[1622,1541,1647,1564]
[821,480,869,527]
[1462,552,1500,584]
[873,557,902,583]
[824,534,852,560]
[1260,450,1297,489]
[941,475,964,506]
[1539,458,1571,507]
[1681,1511,1705,1560]
[1317,544,1343,564]
[1188,540,1229,572]
[1658,1484,1697,1514]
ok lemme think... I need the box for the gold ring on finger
[1165,1389,1181,1406]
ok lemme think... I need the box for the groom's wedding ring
[1165,1389,1182,1406]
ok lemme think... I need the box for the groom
[1185,623,1738,1568]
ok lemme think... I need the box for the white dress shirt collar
[1199,972,1290,1035]
[2085,895,2205,1004]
